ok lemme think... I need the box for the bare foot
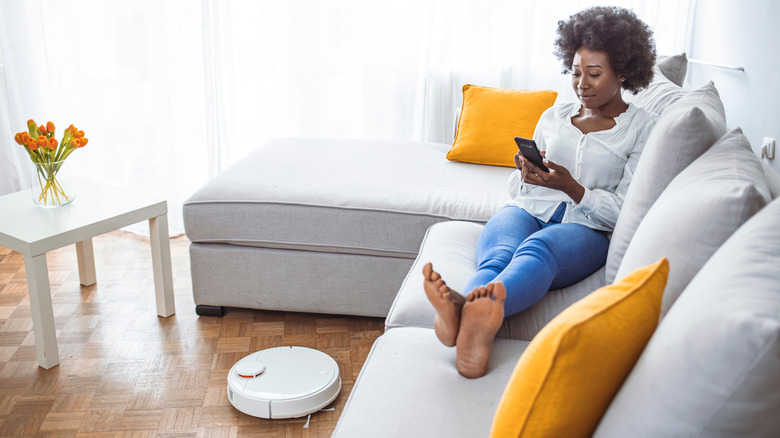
[423,262,466,347]
[455,282,506,379]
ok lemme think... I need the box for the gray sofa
[332,65,780,435]
[184,56,780,436]
[334,154,780,437]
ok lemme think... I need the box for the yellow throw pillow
[490,258,669,438]
[447,85,557,167]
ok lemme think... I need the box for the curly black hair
[554,6,656,94]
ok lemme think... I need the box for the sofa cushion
[606,81,726,283]
[594,197,780,437]
[332,327,529,438]
[656,52,688,87]
[447,85,557,167]
[623,52,687,112]
[183,137,511,258]
[615,128,770,317]
[490,258,668,438]
[624,65,686,115]
[385,220,606,341]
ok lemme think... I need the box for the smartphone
[514,137,549,172]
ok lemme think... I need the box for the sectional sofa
[183,55,780,436]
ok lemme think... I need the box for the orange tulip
[16,119,88,156]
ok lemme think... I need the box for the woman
[424,6,658,378]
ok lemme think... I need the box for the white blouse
[507,102,658,231]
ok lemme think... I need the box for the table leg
[149,213,175,317]
[75,238,97,286]
[23,254,60,369]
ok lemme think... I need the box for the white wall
[687,0,780,172]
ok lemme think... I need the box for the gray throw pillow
[594,196,780,437]
[614,128,770,317]
[606,82,727,283]
[656,52,688,86]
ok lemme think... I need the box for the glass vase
[31,159,75,208]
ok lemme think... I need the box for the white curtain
[0,0,691,235]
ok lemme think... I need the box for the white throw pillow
[594,196,780,437]
[614,128,770,317]
[625,65,686,115]
[606,82,726,283]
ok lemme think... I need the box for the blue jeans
[464,204,609,317]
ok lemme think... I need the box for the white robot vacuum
[227,346,341,419]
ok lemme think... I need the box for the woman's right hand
[515,150,585,203]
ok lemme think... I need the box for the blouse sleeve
[507,169,530,199]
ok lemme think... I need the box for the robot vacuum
[227,346,341,419]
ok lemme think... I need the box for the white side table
[0,179,175,369]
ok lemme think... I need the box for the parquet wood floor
[0,231,385,437]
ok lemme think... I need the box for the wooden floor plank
[0,231,384,436]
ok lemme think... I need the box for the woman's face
[571,47,625,109]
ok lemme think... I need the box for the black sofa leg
[195,305,225,317]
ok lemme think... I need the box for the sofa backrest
[614,128,770,317]
[594,195,780,437]
[606,80,727,283]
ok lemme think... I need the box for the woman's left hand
[520,154,586,204]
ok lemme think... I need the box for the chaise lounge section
[183,137,512,317]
